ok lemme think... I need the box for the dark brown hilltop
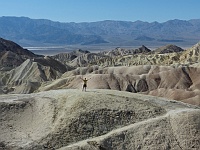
[0,38,39,70]
[0,38,36,56]
[154,44,184,54]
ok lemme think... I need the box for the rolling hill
[0,89,199,149]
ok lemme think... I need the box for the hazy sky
[0,0,200,23]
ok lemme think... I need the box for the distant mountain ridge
[0,16,200,46]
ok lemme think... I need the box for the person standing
[81,77,91,92]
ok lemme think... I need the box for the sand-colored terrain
[36,65,200,106]
[0,89,199,149]
[1,41,200,107]
[1,38,200,150]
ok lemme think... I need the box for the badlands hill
[0,38,39,71]
[47,42,200,106]
[0,38,200,150]
[0,57,70,94]
[52,44,185,68]
[0,89,199,149]
[38,65,200,106]
[0,37,72,93]
[0,38,36,57]
[1,38,200,106]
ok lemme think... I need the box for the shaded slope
[0,37,41,71]
[0,37,37,57]
[0,57,70,94]
[0,51,24,69]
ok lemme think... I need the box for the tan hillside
[51,43,199,68]
[0,89,199,149]
[180,42,200,63]
[1,40,200,106]
[0,39,200,150]
[38,65,200,106]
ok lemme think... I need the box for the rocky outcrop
[0,89,199,149]
[180,42,200,64]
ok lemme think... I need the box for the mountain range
[0,16,200,46]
